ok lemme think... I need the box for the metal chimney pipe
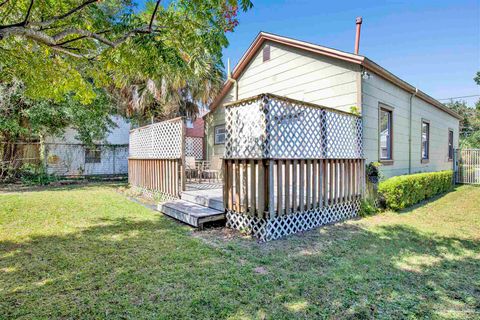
[354,17,362,55]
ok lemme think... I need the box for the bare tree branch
[22,0,34,26]
[0,0,34,29]
[149,0,161,31]
[0,0,10,8]
[0,0,167,57]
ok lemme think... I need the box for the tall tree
[475,71,480,111]
[0,0,252,107]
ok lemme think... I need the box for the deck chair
[185,156,197,181]
[202,156,222,182]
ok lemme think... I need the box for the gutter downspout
[227,58,238,100]
[408,88,418,174]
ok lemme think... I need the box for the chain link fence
[1,142,128,182]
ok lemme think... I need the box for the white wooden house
[204,32,460,178]
[128,31,461,240]
[44,115,130,176]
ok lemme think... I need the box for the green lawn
[1,184,479,319]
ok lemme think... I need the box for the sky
[140,0,480,106]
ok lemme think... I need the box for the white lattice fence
[129,117,184,159]
[225,93,363,159]
[226,200,360,241]
[128,117,185,198]
[223,94,365,241]
[185,137,204,159]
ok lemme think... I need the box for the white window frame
[214,124,226,145]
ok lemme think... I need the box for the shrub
[358,198,379,217]
[378,170,453,211]
[19,163,58,186]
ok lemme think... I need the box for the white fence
[455,149,480,185]
[128,117,186,198]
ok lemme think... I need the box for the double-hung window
[421,120,430,162]
[379,106,393,162]
[214,124,225,144]
[448,129,454,161]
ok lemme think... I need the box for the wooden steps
[157,188,225,228]
[180,189,224,211]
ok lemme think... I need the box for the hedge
[378,170,453,211]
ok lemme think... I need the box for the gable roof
[209,32,460,120]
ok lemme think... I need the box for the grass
[0,183,479,319]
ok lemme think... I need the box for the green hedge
[378,170,453,211]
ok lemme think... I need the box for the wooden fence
[128,158,184,198]
[128,117,186,198]
[455,149,480,185]
[223,158,365,219]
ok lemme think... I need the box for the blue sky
[141,0,480,106]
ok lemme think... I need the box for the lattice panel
[225,94,363,159]
[185,137,204,159]
[226,200,360,241]
[129,119,184,159]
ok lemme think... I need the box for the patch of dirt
[253,266,269,275]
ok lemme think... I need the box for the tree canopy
[445,71,480,148]
[0,0,252,109]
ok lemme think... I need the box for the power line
[437,94,480,101]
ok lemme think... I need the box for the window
[214,125,225,144]
[85,146,101,163]
[262,45,270,62]
[379,107,393,161]
[421,120,430,162]
[448,129,454,160]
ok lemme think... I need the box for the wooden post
[257,160,265,217]
[277,160,283,216]
[250,159,256,216]
[292,159,298,212]
[285,159,291,215]
[299,159,305,212]
[269,159,275,218]
[235,160,240,212]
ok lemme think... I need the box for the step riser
[157,199,225,228]
[180,193,224,211]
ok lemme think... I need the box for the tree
[446,100,479,138]
[475,71,480,111]
[0,0,252,105]
[0,80,116,180]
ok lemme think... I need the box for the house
[204,32,460,178]
[128,30,461,240]
[44,115,130,176]
[185,117,205,160]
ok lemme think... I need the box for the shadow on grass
[0,181,126,194]
[1,214,479,319]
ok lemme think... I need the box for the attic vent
[262,45,270,62]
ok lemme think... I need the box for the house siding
[362,74,459,178]
[205,41,361,160]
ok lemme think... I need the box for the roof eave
[208,32,461,120]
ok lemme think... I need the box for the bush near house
[378,170,453,210]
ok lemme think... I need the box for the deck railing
[128,117,185,198]
[223,94,365,241]
[223,158,364,218]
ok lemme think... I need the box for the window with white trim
[214,125,225,144]
[379,107,392,160]
[448,129,454,160]
[85,146,101,163]
[421,121,430,161]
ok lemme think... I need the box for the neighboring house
[205,32,460,178]
[185,117,205,160]
[44,115,130,176]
